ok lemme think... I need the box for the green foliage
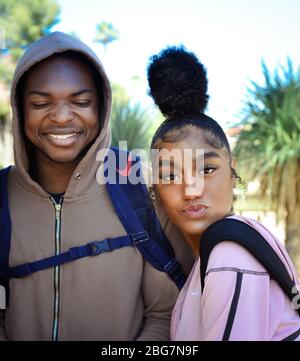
[0,101,9,118]
[94,21,119,51]
[0,0,60,60]
[0,55,14,85]
[111,101,153,151]
[0,0,60,128]
[110,84,153,151]
[234,59,300,219]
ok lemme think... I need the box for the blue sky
[53,0,300,128]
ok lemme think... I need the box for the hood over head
[10,31,112,198]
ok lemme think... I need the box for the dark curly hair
[147,45,209,117]
[147,45,231,158]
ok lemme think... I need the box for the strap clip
[131,231,149,245]
[88,239,111,256]
[164,259,182,280]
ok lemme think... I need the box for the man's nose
[49,102,73,123]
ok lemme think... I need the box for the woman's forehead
[157,143,229,170]
[159,133,216,152]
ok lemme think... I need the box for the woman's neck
[182,232,201,257]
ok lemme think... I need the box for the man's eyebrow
[27,89,94,97]
[27,90,50,97]
[203,151,221,159]
[71,89,94,96]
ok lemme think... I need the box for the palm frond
[234,59,300,220]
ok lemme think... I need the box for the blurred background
[0,0,300,272]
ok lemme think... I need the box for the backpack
[200,218,300,341]
[0,147,186,306]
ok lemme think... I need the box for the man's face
[23,56,99,165]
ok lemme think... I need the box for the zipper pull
[55,204,61,218]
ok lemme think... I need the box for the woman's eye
[160,173,179,182]
[199,165,219,175]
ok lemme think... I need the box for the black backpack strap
[105,147,186,289]
[200,218,300,317]
[0,166,11,307]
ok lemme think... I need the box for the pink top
[171,215,300,341]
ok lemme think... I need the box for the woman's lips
[182,204,208,219]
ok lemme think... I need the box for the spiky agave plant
[234,59,300,272]
[111,98,153,151]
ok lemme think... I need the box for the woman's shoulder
[206,214,271,274]
[207,240,269,274]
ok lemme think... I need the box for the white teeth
[48,133,77,140]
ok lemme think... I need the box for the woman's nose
[183,173,204,200]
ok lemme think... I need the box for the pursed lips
[182,203,208,219]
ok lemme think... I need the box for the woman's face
[154,128,235,255]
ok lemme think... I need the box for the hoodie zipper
[50,196,63,341]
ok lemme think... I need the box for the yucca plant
[111,99,153,152]
[234,59,300,273]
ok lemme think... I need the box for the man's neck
[34,153,79,194]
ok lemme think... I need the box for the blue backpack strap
[105,147,186,289]
[8,235,136,278]
[4,148,186,290]
[200,218,300,317]
[0,166,12,306]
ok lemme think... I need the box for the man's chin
[37,145,90,166]
[44,151,83,165]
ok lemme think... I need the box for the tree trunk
[285,207,300,277]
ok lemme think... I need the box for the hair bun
[147,45,209,118]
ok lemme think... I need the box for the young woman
[147,46,300,341]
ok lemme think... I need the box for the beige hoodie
[0,32,194,341]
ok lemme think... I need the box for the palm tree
[234,59,300,273]
[94,21,119,53]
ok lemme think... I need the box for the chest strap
[6,230,183,287]
[7,232,148,279]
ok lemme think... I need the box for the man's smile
[44,131,83,146]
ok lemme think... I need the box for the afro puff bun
[147,45,209,118]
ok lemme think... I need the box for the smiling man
[0,32,190,341]
[22,52,100,194]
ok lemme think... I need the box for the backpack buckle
[131,231,149,245]
[164,259,181,280]
[88,239,111,256]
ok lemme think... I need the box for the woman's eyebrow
[158,159,182,169]
[204,151,221,159]
[159,159,174,167]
